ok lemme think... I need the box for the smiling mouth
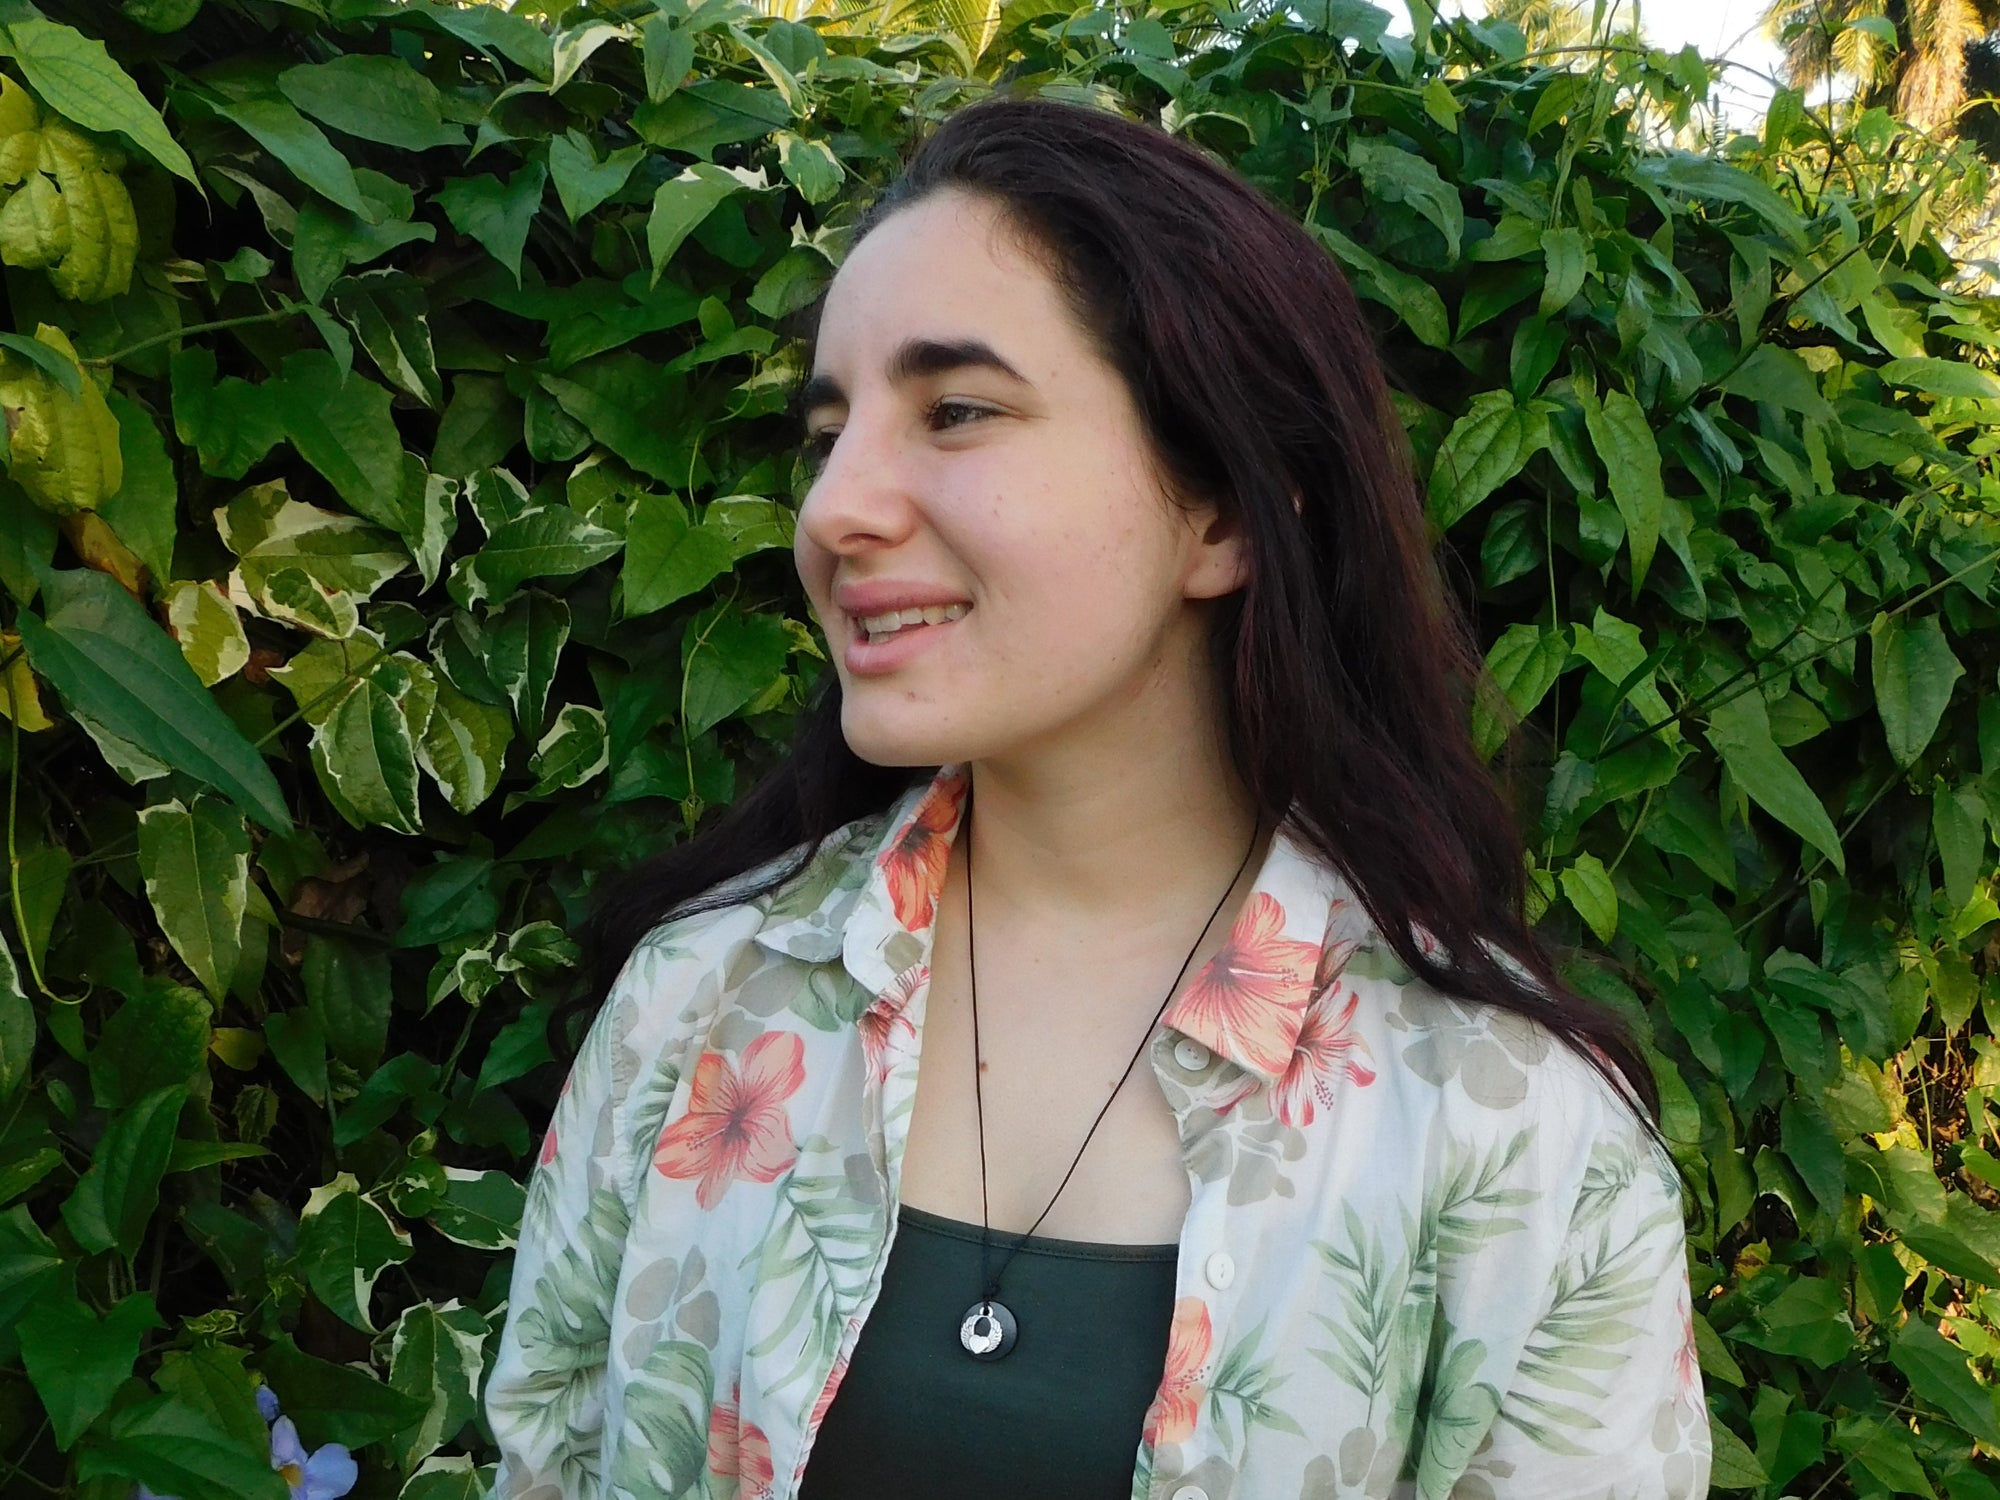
[851,603,970,645]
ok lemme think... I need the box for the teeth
[855,603,967,640]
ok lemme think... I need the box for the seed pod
[0,324,122,516]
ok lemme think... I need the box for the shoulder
[1340,931,1672,1205]
[592,807,895,1066]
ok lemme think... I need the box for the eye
[800,399,995,472]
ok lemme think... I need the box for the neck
[952,731,1267,938]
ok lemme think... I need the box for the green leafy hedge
[1,0,1999,1495]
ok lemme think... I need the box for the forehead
[806,189,1073,394]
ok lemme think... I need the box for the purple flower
[268,1416,356,1500]
[256,1384,281,1423]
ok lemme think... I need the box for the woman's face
[793,186,1246,770]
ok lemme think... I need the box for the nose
[795,413,925,563]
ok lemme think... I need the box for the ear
[1185,502,1251,601]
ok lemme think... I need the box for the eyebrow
[794,337,1031,423]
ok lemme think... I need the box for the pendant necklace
[955,786,1261,1361]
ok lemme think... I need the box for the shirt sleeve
[484,964,634,1500]
[484,923,725,1500]
[1425,1058,1713,1500]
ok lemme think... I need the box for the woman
[485,93,1709,1500]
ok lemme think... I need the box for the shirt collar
[755,762,1382,1085]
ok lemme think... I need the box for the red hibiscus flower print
[876,773,967,932]
[1220,982,1376,1125]
[537,1123,558,1167]
[859,965,925,1084]
[708,1385,776,1498]
[809,1344,853,1433]
[1142,1297,1213,1448]
[654,1031,807,1209]
[1674,1285,1700,1403]
[1165,893,1319,1076]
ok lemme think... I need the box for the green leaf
[1872,613,1964,767]
[436,160,548,285]
[1935,780,1986,909]
[1732,1274,1854,1366]
[1539,225,1589,314]
[1890,1319,2000,1445]
[167,580,250,687]
[1426,390,1548,530]
[1558,852,1617,943]
[486,588,569,737]
[18,1289,162,1449]
[0,477,56,603]
[400,1458,496,1500]
[646,162,763,288]
[311,668,423,834]
[169,348,285,478]
[1579,386,1664,591]
[255,1333,428,1449]
[265,349,412,525]
[329,273,443,410]
[1636,152,1807,246]
[304,933,392,1072]
[263,1009,327,1104]
[1877,357,2000,402]
[89,981,210,1109]
[1706,1416,1768,1491]
[0,19,196,183]
[681,604,788,738]
[472,1000,553,1091]
[78,1386,288,1500]
[549,129,645,222]
[0,1203,63,1329]
[433,376,522,478]
[1474,622,1566,759]
[428,1169,524,1249]
[449,506,621,607]
[535,354,689,481]
[1705,688,1845,874]
[1308,222,1451,348]
[137,798,249,1003]
[387,1300,489,1469]
[0,937,29,1103]
[17,567,291,831]
[526,703,608,796]
[207,95,366,215]
[1347,137,1462,259]
[278,55,466,150]
[775,129,843,204]
[295,1176,412,1332]
[1780,1095,1845,1218]
[415,676,509,815]
[622,493,733,616]
[100,394,179,589]
[60,1084,186,1258]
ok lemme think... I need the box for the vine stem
[84,302,309,368]
[4,657,45,1000]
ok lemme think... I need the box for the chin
[837,700,980,770]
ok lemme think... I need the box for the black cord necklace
[955,787,1262,1361]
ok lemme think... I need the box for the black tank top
[797,1204,1180,1500]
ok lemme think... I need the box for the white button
[1171,1488,1209,1500]
[1172,1038,1210,1071]
[1205,1252,1235,1289]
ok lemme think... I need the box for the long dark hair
[581,90,1660,1123]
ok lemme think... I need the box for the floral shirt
[485,764,1710,1500]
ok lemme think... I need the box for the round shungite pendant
[958,1298,1018,1360]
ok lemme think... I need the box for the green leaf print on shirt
[1497,1196,1674,1457]
[742,1136,884,1394]
[493,1186,630,1487]
[606,1338,714,1500]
